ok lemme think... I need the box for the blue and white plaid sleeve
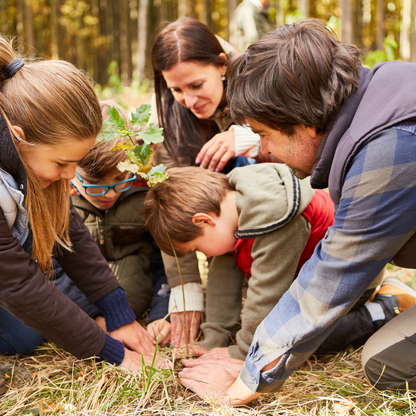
[240,126,416,393]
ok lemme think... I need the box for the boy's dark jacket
[0,113,119,359]
[311,61,416,268]
[70,185,169,322]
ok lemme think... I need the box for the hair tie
[5,58,25,78]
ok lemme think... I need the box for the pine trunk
[137,0,149,80]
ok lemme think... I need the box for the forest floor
[0,265,415,415]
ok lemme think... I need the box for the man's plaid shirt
[240,123,416,393]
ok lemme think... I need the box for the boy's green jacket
[70,184,155,318]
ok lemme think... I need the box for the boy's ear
[192,213,216,228]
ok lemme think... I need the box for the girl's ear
[192,213,217,228]
[11,125,26,147]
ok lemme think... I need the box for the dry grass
[0,345,415,415]
[1,265,415,415]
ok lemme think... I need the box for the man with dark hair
[178,19,416,404]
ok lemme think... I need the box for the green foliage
[98,104,168,187]
[364,37,398,69]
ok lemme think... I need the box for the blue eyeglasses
[75,172,137,196]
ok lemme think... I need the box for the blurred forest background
[0,0,415,88]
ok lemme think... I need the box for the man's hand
[196,131,235,172]
[109,321,168,368]
[147,319,171,346]
[192,346,231,359]
[179,355,260,405]
[170,311,201,347]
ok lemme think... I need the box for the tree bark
[137,0,149,80]
[25,0,35,56]
[276,0,284,27]
[120,0,129,82]
[401,0,412,60]
[178,0,186,18]
[204,0,212,28]
[229,0,237,47]
[16,0,24,53]
[298,0,310,18]
[340,0,352,44]
[50,0,59,59]
[411,0,416,61]
[377,0,385,50]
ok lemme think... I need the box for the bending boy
[145,164,387,359]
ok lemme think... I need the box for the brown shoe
[0,378,7,396]
[375,277,416,315]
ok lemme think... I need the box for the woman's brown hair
[227,19,361,135]
[151,18,227,163]
[0,36,102,275]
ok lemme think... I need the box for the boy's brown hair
[144,166,232,255]
[78,101,133,178]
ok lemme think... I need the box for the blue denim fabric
[0,306,44,355]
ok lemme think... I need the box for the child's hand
[147,319,171,346]
[109,321,168,368]
[170,311,201,347]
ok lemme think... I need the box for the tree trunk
[50,0,59,59]
[229,0,237,47]
[113,0,121,70]
[178,0,186,18]
[411,0,416,61]
[401,0,412,60]
[298,0,310,18]
[25,0,35,56]
[204,0,212,28]
[120,0,129,82]
[137,0,149,80]
[276,0,284,27]
[16,0,24,53]
[340,0,352,44]
[377,0,385,50]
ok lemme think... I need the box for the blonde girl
[0,36,162,372]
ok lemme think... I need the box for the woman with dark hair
[150,18,261,173]
[150,18,262,349]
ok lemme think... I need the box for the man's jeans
[0,306,44,355]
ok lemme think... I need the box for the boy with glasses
[53,102,171,345]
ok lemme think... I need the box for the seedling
[97,104,168,187]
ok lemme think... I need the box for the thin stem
[166,232,189,356]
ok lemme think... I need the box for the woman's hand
[109,321,168,368]
[147,319,171,346]
[170,311,201,347]
[196,131,235,172]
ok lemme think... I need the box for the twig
[166,232,189,356]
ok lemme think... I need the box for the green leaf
[98,106,128,142]
[149,164,167,176]
[148,164,169,186]
[131,104,152,127]
[140,123,164,144]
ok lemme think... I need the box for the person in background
[0,35,164,376]
[231,0,272,52]
[53,102,171,345]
